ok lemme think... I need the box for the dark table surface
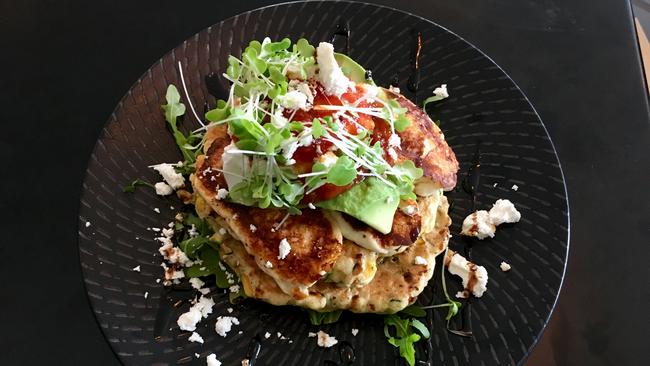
[1,0,648,365]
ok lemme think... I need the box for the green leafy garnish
[161,84,203,164]
[326,156,356,186]
[123,179,154,193]
[383,314,430,366]
[306,309,343,325]
[400,304,427,318]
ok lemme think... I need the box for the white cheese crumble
[144,291,149,299]
[388,133,402,148]
[151,163,185,189]
[278,238,291,260]
[500,261,512,272]
[289,79,315,104]
[219,228,227,235]
[215,188,228,200]
[308,202,316,210]
[351,328,359,336]
[154,181,173,196]
[206,354,222,366]
[177,308,202,332]
[271,106,289,128]
[214,316,239,337]
[242,359,250,366]
[195,353,200,359]
[265,261,273,268]
[448,253,488,298]
[511,184,519,191]
[433,84,449,99]
[308,332,317,337]
[276,90,310,110]
[264,332,271,339]
[414,256,428,266]
[488,199,521,226]
[153,207,160,214]
[249,224,257,233]
[460,210,496,240]
[401,205,417,216]
[388,85,401,93]
[132,265,141,272]
[188,332,204,344]
[162,228,174,238]
[85,221,91,227]
[316,42,351,97]
[226,307,233,313]
[189,278,205,291]
[188,224,199,238]
[316,330,338,348]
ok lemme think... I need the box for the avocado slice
[334,53,374,84]
[315,177,399,234]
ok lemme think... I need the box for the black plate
[78,2,569,365]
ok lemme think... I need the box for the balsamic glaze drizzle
[329,22,351,55]
[407,31,423,95]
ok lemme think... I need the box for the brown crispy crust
[383,88,459,190]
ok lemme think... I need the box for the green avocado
[315,177,399,234]
[334,53,374,84]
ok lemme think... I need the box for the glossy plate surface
[78,2,569,365]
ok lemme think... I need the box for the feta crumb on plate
[85,221,91,227]
[316,330,338,348]
[511,184,519,191]
[265,261,273,268]
[215,188,228,200]
[206,353,221,366]
[215,316,239,337]
[351,328,359,336]
[189,277,205,291]
[278,238,291,259]
[144,291,148,299]
[188,332,204,344]
[308,202,316,209]
[132,265,141,272]
[151,163,185,189]
[447,252,488,298]
[460,210,496,239]
[488,199,521,226]
[153,207,160,214]
[500,261,512,272]
[249,224,257,233]
[264,332,271,339]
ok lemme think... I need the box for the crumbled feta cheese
[249,224,257,233]
[511,184,519,191]
[159,240,190,265]
[455,291,468,299]
[214,316,239,337]
[264,332,271,339]
[229,285,240,293]
[387,147,398,160]
[132,265,141,272]
[188,224,199,238]
[206,354,222,366]
[265,261,273,268]
[189,278,205,291]
[351,328,359,336]
[290,80,315,104]
[195,353,200,358]
[307,202,316,209]
[153,182,174,196]
[177,308,202,331]
[153,207,160,214]
[215,188,228,200]
[271,106,288,128]
[388,133,401,148]
[226,307,233,313]
[493,182,498,187]
[241,359,250,366]
[189,332,204,344]
[433,84,449,99]
[151,163,185,189]
[414,256,428,266]
[488,199,521,226]
[448,253,488,297]
[460,210,496,240]
[276,90,310,110]
[500,261,512,272]
[196,296,215,318]
[162,228,174,238]
[316,42,351,97]
[316,330,338,348]
[156,278,161,283]
[401,205,417,216]
[161,262,185,281]
[308,332,317,337]
[144,291,149,299]
[219,228,227,235]
[388,85,401,93]
[278,238,291,259]
[85,221,91,227]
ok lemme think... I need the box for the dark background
[0,0,648,365]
